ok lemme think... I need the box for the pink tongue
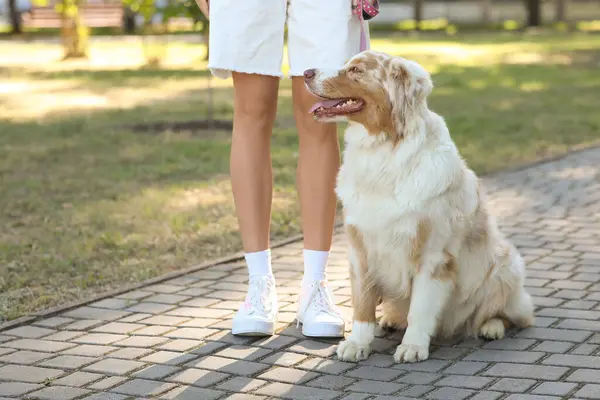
[309,99,345,113]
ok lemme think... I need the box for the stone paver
[28,385,91,400]
[3,148,600,398]
[0,382,42,397]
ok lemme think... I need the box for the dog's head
[304,51,433,142]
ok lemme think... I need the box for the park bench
[22,3,124,29]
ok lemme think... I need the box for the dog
[303,51,535,363]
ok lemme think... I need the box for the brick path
[2,148,600,400]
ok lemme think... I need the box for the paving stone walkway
[3,148,600,400]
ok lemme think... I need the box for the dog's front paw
[479,318,505,340]
[337,339,371,362]
[394,343,429,363]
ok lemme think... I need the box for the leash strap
[353,0,379,52]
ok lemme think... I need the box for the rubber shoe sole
[298,318,345,338]
[232,318,275,337]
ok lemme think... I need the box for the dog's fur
[305,51,535,363]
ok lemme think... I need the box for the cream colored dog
[304,51,535,363]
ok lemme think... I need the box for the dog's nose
[304,69,316,80]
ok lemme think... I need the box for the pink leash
[353,0,379,52]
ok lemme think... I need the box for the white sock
[245,249,273,278]
[303,249,329,282]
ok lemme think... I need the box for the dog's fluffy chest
[338,175,422,239]
[335,122,467,297]
[336,132,434,233]
[341,183,421,297]
[336,139,431,295]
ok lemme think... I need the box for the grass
[1,32,600,322]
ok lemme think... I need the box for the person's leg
[287,0,367,337]
[293,77,340,283]
[207,0,287,336]
[229,73,280,337]
[231,72,280,258]
[293,76,340,264]
[290,76,345,338]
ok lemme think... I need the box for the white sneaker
[232,276,278,336]
[296,279,345,338]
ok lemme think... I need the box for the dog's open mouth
[309,97,365,118]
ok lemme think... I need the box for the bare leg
[230,73,280,252]
[291,77,345,338]
[291,77,340,251]
[230,73,281,337]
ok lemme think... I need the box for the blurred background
[1,0,599,323]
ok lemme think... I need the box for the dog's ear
[388,57,432,139]
[388,58,411,100]
[389,58,432,105]
[412,69,433,104]
[412,75,433,103]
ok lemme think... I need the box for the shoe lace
[244,277,273,315]
[297,280,341,327]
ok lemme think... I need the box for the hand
[194,0,209,19]
[352,0,377,15]
[353,0,375,7]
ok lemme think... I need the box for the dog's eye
[348,67,362,74]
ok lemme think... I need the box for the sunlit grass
[391,18,450,31]
[1,32,600,321]
[577,20,600,32]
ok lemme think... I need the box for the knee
[236,98,275,123]
[296,112,338,144]
[232,101,276,145]
[234,91,278,135]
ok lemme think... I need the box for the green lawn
[1,32,600,322]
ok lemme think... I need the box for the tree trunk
[526,0,541,27]
[199,17,212,125]
[555,0,566,22]
[202,19,210,61]
[60,0,88,59]
[481,0,492,24]
[414,0,424,31]
[8,0,22,34]
[123,7,137,34]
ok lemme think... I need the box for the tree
[555,0,566,22]
[123,6,137,34]
[8,0,22,34]
[30,0,89,59]
[58,0,89,58]
[526,0,541,27]
[481,0,492,24]
[414,0,424,31]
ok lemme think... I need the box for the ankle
[245,249,274,278]
[303,249,329,283]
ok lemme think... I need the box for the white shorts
[207,0,370,79]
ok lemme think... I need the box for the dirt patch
[127,119,234,134]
